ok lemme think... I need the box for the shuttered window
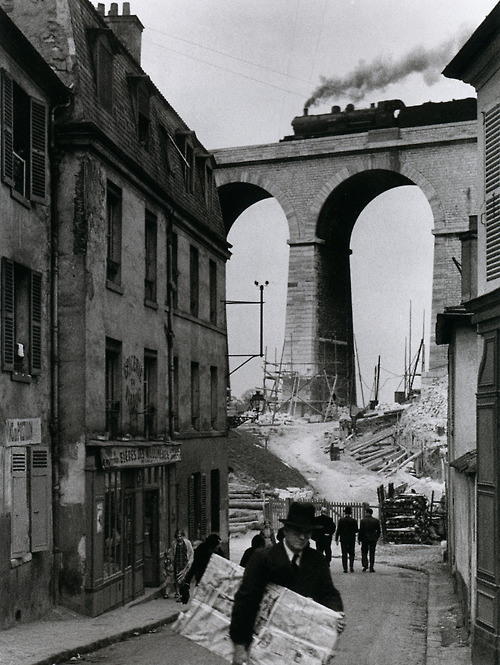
[187,472,207,541]
[30,446,51,551]
[11,447,29,557]
[485,103,500,281]
[1,70,48,204]
[1,258,43,376]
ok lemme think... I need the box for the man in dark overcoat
[230,502,345,665]
[358,507,381,572]
[335,506,359,573]
[313,506,336,564]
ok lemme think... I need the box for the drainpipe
[165,212,175,440]
[49,97,71,605]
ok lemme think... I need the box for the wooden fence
[264,497,368,530]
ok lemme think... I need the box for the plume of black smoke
[305,28,472,109]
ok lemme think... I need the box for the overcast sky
[126,0,496,404]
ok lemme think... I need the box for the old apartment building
[1,0,229,621]
[0,9,69,627]
[441,3,500,664]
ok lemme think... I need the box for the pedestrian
[313,506,336,564]
[183,533,224,602]
[358,507,381,572]
[239,533,266,568]
[164,529,193,600]
[230,502,345,665]
[335,506,358,573]
[259,518,276,547]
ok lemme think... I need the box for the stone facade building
[1,0,229,618]
[442,3,500,663]
[0,8,69,628]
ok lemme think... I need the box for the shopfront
[84,441,180,616]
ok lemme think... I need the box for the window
[188,472,206,542]
[210,469,220,533]
[204,162,214,208]
[209,259,218,325]
[11,445,51,558]
[105,338,121,439]
[103,470,122,577]
[106,181,122,285]
[1,258,42,376]
[185,143,195,193]
[1,70,48,204]
[190,361,200,430]
[128,75,152,148]
[145,211,157,304]
[144,349,157,439]
[485,102,500,281]
[210,366,218,429]
[159,126,171,173]
[173,356,179,432]
[190,245,199,317]
[175,131,194,191]
[95,37,114,111]
[170,232,179,309]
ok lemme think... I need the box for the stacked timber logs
[348,427,414,474]
[228,482,265,534]
[380,491,429,543]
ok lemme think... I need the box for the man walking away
[335,506,358,573]
[358,507,381,572]
[230,502,345,665]
[313,507,336,565]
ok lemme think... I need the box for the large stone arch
[215,170,300,239]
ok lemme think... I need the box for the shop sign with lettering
[4,418,42,445]
[99,443,181,469]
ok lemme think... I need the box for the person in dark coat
[183,533,224,602]
[230,502,345,665]
[335,506,358,573]
[358,507,381,572]
[313,506,336,564]
[239,533,266,568]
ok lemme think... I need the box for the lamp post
[254,281,269,357]
[250,389,266,420]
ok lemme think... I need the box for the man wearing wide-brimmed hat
[230,502,345,665]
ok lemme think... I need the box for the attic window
[88,29,117,112]
[175,130,195,192]
[128,75,153,149]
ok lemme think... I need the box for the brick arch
[215,170,301,239]
[309,162,445,233]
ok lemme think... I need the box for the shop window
[11,446,51,558]
[189,245,199,317]
[103,470,122,577]
[144,349,157,439]
[1,70,48,204]
[209,259,217,325]
[1,258,42,377]
[145,211,157,305]
[105,338,121,439]
[106,181,122,286]
[191,361,200,430]
[188,472,207,542]
[210,365,218,429]
[210,469,220,533]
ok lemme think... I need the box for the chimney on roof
[103,2,144,64]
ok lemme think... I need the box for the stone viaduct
[213,100,478,410]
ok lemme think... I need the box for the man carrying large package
[230,502,346,665]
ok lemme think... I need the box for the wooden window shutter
[188,475,195,540]
[30,446,51,551]
[11,447,29,557]
[1,69,15,187]
[485,103,500,281]
[200,474,207,539]
[1,257,15,371]
[30,270,42,375]
[30,98,48,203]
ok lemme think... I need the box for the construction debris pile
[380,491,430,544]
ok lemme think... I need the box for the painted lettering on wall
[100,444,181,469]
[4,418,42,445]
[123,355,142,413]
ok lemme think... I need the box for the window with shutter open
[485,102,500,281]
[30,270,42,374]
[1,69,15,187]
[30,98,48,203]
[1,257,15,371]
